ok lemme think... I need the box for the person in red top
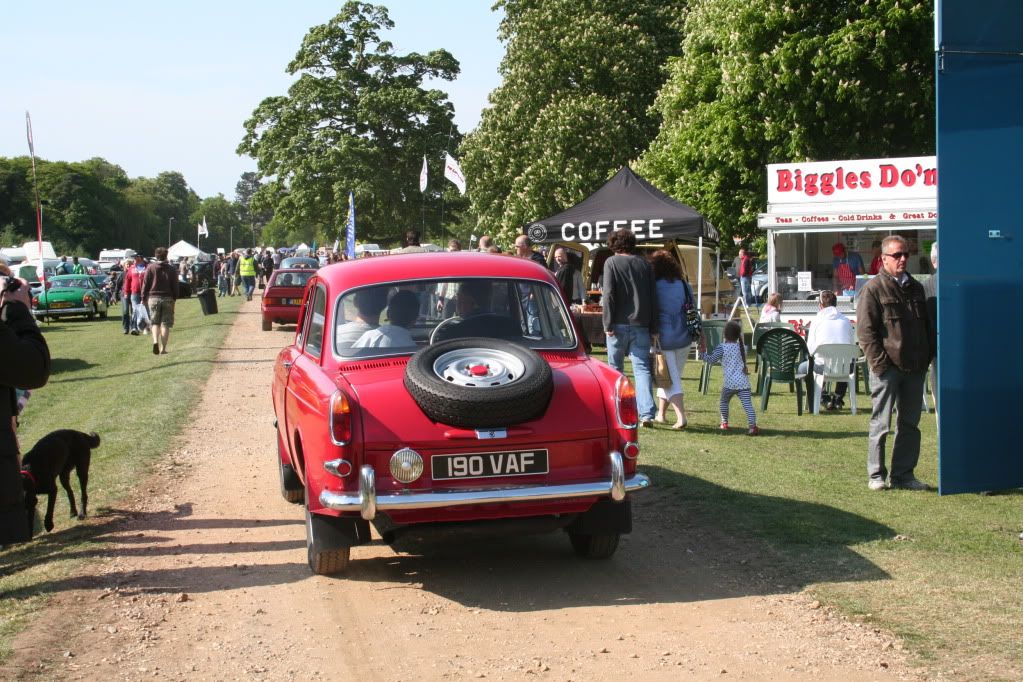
[122,255,146,335]
[738,247,754,305]
[867,240,883,275]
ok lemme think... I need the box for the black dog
[21,430,100,534]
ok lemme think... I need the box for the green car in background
[32,274,110,321]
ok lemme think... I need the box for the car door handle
[282,361,293,370]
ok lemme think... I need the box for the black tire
[262,318,272,332]
[279,461,304,504]
[86,305,96,320]
[568,532,620,559]
[404,337,553,428]
[305,502,351,575]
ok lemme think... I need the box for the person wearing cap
[831,242,864,294]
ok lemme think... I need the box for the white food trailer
[757,156,936,329]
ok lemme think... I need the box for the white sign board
[797,271,813,292]
[766,156,936,205]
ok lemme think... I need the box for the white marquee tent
[168,240,211,261]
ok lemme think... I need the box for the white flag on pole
[198,216,209,237]
[419,156,428,193]
[443,152,466,195]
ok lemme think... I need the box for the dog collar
[20,469,36,486]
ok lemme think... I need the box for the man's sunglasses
[883,251,910,260]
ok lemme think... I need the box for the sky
[0,1,504,199]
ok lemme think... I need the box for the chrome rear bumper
[319,451,650,521]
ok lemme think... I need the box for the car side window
[303,285,327,358]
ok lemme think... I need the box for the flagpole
[25,112,44,267]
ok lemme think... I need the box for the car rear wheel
[404,337,553,428]
[305,500,351,575]
[86,305,96,320]
[568,532,620,559]
[278,433,303,504]
[262,318,272,331]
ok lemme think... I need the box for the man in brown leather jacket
[0,273,51,544]
[856,235,934,491]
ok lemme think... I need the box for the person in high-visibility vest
[239,249,258,301]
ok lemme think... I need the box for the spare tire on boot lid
[404,337,553,428]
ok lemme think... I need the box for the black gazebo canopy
[526,167,718,246]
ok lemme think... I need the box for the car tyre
[87,306,96,320]
[262,318,272,332]
[568,532,620,559]
[404,337,553,428]
[278,435,303,504]
[305,499,351,575]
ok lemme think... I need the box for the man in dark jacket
[0,273,50,545]
[602,229,659,426]
[142,247,180,355]
[857,235,934,491]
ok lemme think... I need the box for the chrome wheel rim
[433,348,525,387]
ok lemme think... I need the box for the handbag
[651,338,672,389]
[683,281,702,341]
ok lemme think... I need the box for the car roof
[315,252,555,291]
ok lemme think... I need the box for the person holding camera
[0,267,51,545]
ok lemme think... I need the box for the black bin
[196,288,218,315]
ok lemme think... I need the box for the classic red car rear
[261,268,314,330]
[272,252,650,574]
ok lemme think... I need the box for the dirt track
[2,301,920,681]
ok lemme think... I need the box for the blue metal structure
[936,0,1023,493]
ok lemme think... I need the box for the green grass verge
[0,295,242,660]
[604,344,1022,677]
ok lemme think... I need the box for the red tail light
[83,294,92,304]
[615,375,638,429]
[329,390,352,445]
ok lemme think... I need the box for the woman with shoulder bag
[651,250,693,429]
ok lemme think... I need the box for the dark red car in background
[261,269,315,331]
[272,253,650,574]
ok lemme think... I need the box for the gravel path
[1,301,921,681]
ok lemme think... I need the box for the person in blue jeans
[601,229,659,426]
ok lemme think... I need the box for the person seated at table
[432,279,521,343]
[760,293,783,323]
[354,290,418,349]
[798,290,856,410]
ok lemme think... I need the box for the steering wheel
[429,313,507,345]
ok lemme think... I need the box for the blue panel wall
[936,0,1023,493]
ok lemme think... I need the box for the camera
[0,275,22,293]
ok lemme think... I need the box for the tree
[460,0,687,242]
[238,2,463,247]
[638,0,935,244]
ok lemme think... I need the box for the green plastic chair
[699,320,729,394]
[752,322,791,378]
[757,327,809,415]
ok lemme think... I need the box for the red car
[272,252,650,574]
[261,269,315,331]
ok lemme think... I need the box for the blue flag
[344,192,356,259]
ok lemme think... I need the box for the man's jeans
[867,366,926,484]
[122,295,134,332]
[605,324,655,421]
[740,276,754,305]
[243,276,256,299]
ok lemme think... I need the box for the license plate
[432,449,548,481]
[284,298,299,305]
[50,301,72,309]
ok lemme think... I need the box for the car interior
[331,278,577,358]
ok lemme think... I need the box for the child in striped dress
[703,321,759,435]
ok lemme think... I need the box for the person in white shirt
[353,290,418,349]
[799,289,855,410]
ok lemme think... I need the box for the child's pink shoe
[748,425,760,436]
[719,422,729,431]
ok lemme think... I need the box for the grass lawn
[602,341,1022,678]
[0,294,242,660]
